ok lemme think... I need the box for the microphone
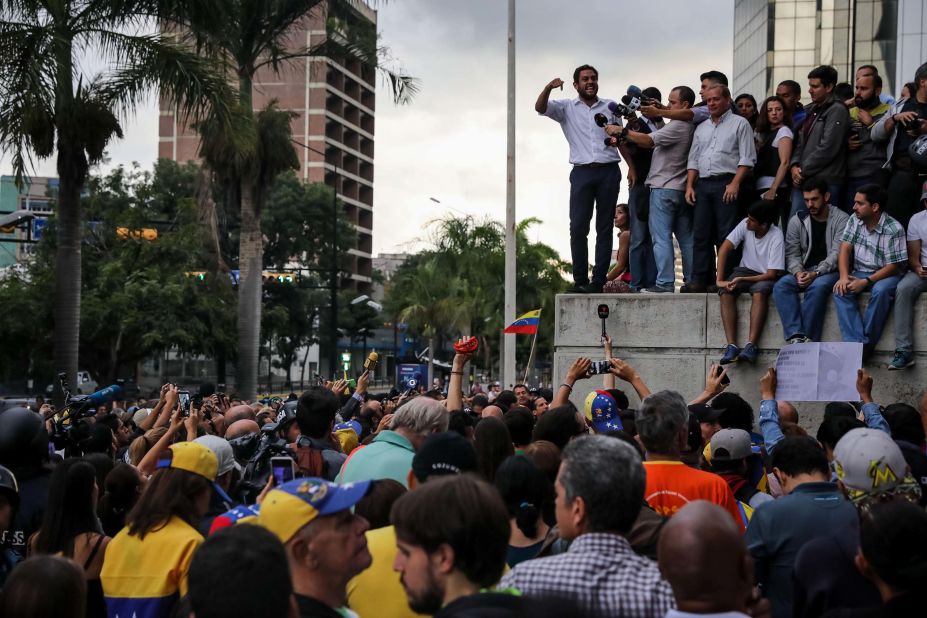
[626,85,642,98]
[607,101,620,114]
[79,384,124,407]
[594,112,609,127]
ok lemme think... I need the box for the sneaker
[640,286,673,294]
[719,344,741,365]
[786,335,810,345]
[887,350,915,370]
[739,342,758,364]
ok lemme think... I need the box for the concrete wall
[553,293,927,430]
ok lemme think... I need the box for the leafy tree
[385,215,568,381]
[189,0,417,399]
[0,0,233,399]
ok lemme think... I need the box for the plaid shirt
[498,532,674,617]
[840,213,907,272]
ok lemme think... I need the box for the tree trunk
[237,176,262,400]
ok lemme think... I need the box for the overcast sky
[4,0,735,261]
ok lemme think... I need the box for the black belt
[574,162,618,168]
[699,173,735,182]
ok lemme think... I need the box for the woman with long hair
[495,455,557,566]
[735,93,760,128]
[603,203,633,293]
[29,458,109,618]
[473,417,515,483]
[754,95,794,228]
[101,440,218,618]
[0,555,87,618]
[98,463,142,537]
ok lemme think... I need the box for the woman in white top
[754,96,794,229]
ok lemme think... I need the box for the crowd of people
[0,338,925,618]
[540,61,927,367]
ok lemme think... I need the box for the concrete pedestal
[554,293,927,430]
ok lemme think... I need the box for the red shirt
[643,460,745,531]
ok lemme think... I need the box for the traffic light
[185,271,207,281]
[262,271,295,284]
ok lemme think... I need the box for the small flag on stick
[504,309,541,335]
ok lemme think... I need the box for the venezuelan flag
[504,309,541,335]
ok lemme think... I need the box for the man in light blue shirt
[536,65,631,293]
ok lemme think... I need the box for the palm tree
[0,0,231,398]
[189,0,417,399]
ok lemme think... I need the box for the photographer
[871,61,927,228]
[291,387,347,481]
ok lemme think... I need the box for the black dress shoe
[586,283,604,294]
[567,283,590,294]
[680,282,706,293]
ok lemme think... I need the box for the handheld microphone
[81,384,124,407]
[597,304,609,341]
[626,85,642,98]
[607,101,620,114]
[594,112,609,127]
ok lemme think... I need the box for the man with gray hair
[499,435,674,617]
[637,391,743,529]
[338,397,447,488]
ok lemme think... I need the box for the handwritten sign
[775,342,863,401]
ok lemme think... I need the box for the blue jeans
[790,182,844,218]
[569,163,621,286]
[628,184,657,289]
[893,271,927,352]
[649,187,693,289]
[693,176,738,284]
[833,270,901,344]
[773,272,839,341]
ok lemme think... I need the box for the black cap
[411,432,478,483]
[689,403,724,424]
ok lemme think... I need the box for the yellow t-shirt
[101,516,203,618]
[346,525,424,618]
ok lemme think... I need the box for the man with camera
[685,84,757,292]
[871,61,927,229]
[536,65,633,293]
[617,86,697,292]
[844,71,891,212]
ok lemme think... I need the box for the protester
[101,441,219,618]
[474,416,514,482]
[745,437,857,618]
[29,459,108,618]
[754,95,794,228]
[0,464,19,590]
[98,463,141,538]
[888,182,927,369]
[603,203,633,292]
[339,396,447,487]
[494,455,556,567]
[188,524,293,618]
[499,435,674,616]
[0,554,86,618]
[658,501,761,618]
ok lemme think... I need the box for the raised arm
[608,358,651,401]
[535,78,564,114]
[447,337,475,412]
[552,358,591,408]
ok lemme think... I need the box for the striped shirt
[839,213,907,272]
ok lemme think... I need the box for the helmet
[0,407,48,467]
[0,465,19,510]
[909,134,927,172]
[260,400,298,435]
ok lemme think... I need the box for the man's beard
[403,569,444,615]
[578,88,597,102]
[855,94,880,110]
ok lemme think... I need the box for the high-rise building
[158,0,376,291]
[733,0,927,98]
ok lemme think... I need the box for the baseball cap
[411,432,478,482]
[710,428,753,461]
[833,428,916,500]
[156,442,219,481]
[584,390,623,433]
[689,403,724,424]
[334,420,362,436]
[208,504,260,535]
[194,435,242,477]
[258,477,371,543]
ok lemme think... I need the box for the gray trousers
[893,271,927,352]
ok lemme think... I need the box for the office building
[734,0,927,98]
[0,175,57,267]
[158,0,376,290]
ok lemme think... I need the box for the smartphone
[588,360,611,375]
[192,394,203,410]
[271,456,296,486]
[714,366,731,386]
[178,390,191,416]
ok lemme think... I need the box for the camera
[588,360,611,375]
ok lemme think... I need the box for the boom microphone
[80,384,124,407]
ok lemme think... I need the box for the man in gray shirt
[685,85,757,291]
[615,85,697,292]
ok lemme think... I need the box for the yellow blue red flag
[504,309,541,335]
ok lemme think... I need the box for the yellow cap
[156,441,219,482]
[258,478,370,543]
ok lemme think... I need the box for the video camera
[49,372,124,452]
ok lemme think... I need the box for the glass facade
[733,0,899,98]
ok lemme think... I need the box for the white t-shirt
[726,219,786,273]
[906,210,927,266]
[756,126,794,190]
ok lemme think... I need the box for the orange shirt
[643,461,745,531]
